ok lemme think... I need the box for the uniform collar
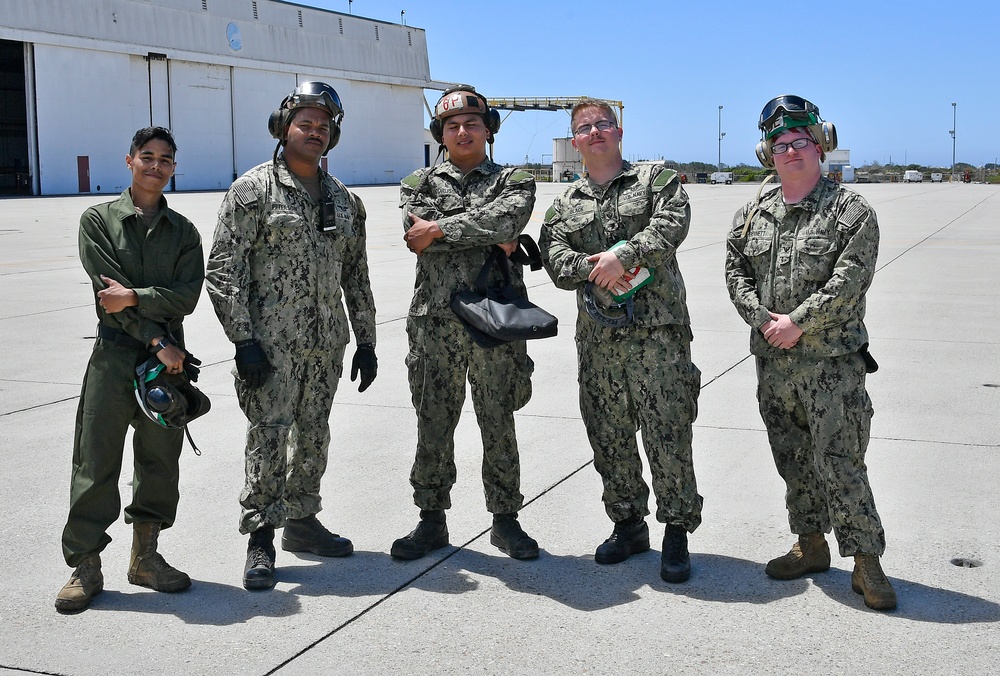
[110,189,179,227]
[274,153,327,193]
[577,160,634,197]
[437,157,501,181]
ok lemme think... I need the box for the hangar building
[0,0,439,196]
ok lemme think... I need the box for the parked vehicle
[903,170,923,183]
[930,172,943,183]
[710,171,733,185]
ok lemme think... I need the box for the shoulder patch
[510,169,534,183]
[231,180,259,208]
[544,205,558,222]
[402,170,425,190]
[838,201,868,228]
[651,168,677,193]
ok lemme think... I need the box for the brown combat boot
[852,554,897,610]
[55,553,104,613]
[127,522,192,592]
[765,532,831,580]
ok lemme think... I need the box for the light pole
[400,9,405,25]
[717,105,725,172]
[950,102,956,182]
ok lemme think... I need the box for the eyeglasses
[573,120,617,136]
[771,137,814,155]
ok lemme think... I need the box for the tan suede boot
[127,522,191,592]
[852,554,897,610]
[765,532,831,580]
[55,553,104,613]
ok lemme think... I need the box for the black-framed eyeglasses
[573,120,617,136]
[771,137,814,155]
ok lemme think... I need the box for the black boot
[660,524,691,583]
[244,526,276,591]
[281,514,353,557]
[391,510,449,561]
[490,514,539,560]
[595,516,650,564]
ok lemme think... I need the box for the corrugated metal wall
[0,0,432,194]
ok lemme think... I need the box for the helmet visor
[759,95,820,137]
[287,82,343,119]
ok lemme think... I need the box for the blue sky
[300,0,998,169]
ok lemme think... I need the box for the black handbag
[451,241,558,348]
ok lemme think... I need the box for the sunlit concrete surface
[1,181,997,674]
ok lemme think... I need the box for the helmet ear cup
[268,108,288,141]
[325,118,341,154]
[429,118,444,144]
[756,140,774,169]
[818,122,837,153]
[485,107,501,136]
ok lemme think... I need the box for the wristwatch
[150,337,172,354]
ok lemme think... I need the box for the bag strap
[473,247,511,294]
[509,234,544,271]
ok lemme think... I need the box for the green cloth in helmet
[765,112,819,139]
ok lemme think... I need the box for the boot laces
[247,544,274,568]
[858,557,888,587]
[74,557,98,581]
[664,527,688,560]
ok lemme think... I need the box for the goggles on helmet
[759,94,822,139]
[134,357,211,430]
[284,82,344,120]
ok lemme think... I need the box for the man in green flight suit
[56,127,204,612]
[392,85,539,561]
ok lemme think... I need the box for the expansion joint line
[263,459,596,676]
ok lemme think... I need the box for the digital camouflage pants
[235,345,346,534]
[405,315,533,515]
[756,352,886,556]
[576,323,703,531]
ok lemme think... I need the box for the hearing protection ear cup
[268,108,286,141]
[485,107,501,135]
[817,122,837,153]
[429,118,444,144]
[326,124,341,153]
[756,141,774,169]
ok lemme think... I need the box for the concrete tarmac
[1,180,998,675]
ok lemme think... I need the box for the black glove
[350,343,377,393]
[183,351,202,382]
[235,339,272,389]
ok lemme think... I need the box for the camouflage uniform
[539,161,702,530]
[725,175,885,556]
[207,155,376,534]
[400,158,536,514]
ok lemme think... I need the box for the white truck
[903,170,923,183]
[931,172,943,182]
[710,171,733,185]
